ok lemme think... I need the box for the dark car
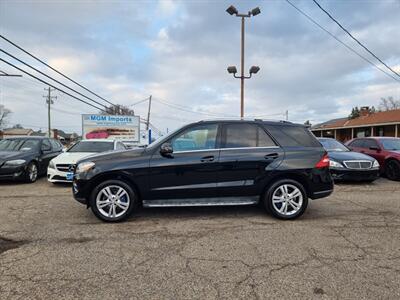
[72,120,333,222]
[0,137,63,183]
[318,138,379,182]
[346,137,400,181]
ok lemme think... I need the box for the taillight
[315,153,329,168]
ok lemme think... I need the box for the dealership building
[311,107,400,142]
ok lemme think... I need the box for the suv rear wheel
[264,179,308,220]
[90,180,136,222]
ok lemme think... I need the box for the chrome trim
[343,160,372,170]
[173,146,280,154]
[152,180,255,191]
[143,197,259,207]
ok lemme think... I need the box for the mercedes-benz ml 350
[72,120,333,222]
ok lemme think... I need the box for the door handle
[264,153,279,160]
[200,155,214,162]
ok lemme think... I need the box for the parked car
[346,137,400,181]
[47,139,126,183]
[318,138,379,182]
[0,136,63,183]
[72,119,333,222]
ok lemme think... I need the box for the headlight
[372,160,380,168]
[329,160,344,169]
[76,161,95,173]
[4,159,26,166]
[48,160,55,169]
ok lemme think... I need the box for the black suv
[72,120,333,222]
[0,136,63,183]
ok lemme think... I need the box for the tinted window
[348,139,364,148]
[264,125,320,147]
[223,123,276,148]
[68,141,115,153]
[41,139,51,151]
[363,139,378,149]
[171,124,218,151]
[380,139,400,150]
[50,139,62,151]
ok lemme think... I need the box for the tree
[0,104,12,130]
[100,104,135,116]
[379,97,400,111]
[348,106,360,119]
[304,120,312,128]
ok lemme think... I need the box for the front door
[217,122,284,197]
[148,123,220,200]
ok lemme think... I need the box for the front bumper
[0,164,26,181]
[330,168,380,181]
[47,167,72,183]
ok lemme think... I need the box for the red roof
[314,109,400,129]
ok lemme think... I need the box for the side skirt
[142,196,259,208]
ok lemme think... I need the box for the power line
[1,49,108,109]
[0,58,107,112]
[285,0,400,84]
[0,34,117,107]
[130,97,151,107]
[312,0,400,79]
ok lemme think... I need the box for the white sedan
[47,139,126,183]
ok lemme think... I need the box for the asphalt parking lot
[0,178,399,299]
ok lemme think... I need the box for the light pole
[226,5,261,118]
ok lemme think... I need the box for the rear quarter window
[264,124,321,147]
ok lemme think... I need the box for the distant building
[312,107,400,142]
[1,128,34,138]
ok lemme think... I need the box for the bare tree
[379,97,400,111]
[100,104,135,116]
[0,104,12,130]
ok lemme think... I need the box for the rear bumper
[330,168,379,182]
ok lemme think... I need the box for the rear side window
[223,123,276,148]
[264,124,320,147]
[348,139,365,148]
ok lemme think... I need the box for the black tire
[24,162,38,183]
[90,179,136,222]
[385,160,400,181]
[263,179,308,220]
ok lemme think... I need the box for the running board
[142,197,259,208]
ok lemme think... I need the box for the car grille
[343,160,372,170]
[56,164,76,172]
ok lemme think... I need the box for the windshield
[380,139,400,151]
[0,139,40,151]
[67,141,114,153]
[319,139,349,152]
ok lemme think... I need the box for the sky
[1,0,399,135]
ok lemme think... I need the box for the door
[362,139,385,166]
[148,123,220,200]
[217,123,284,197]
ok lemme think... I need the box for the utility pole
[146,95,152,131]
[43,87,57,137]
[285,110,289,121]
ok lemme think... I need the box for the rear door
[217,122,283,197]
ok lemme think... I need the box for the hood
[52,152,98,164]
[327,151,375,162]
[0,150,35,165]
[77,148,146,164]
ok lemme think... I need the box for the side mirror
[369,146,380,151]
[160,143,173,157]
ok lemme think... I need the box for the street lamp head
[249,66,260,74]
[227,66,238,74]
[226,5,238,16]
[250,7,261,16]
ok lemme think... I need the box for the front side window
[171,124,218,152]
[41,139,52,151]
[223,123,276,148]
[348,139,364,148]
[363,139,378,149]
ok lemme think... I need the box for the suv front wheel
[264,179,308,220]
[90,180,136,222]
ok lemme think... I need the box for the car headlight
[76,161,95,173]
[372,160,380,168]
[329,160,344,169]
[4,159,26,166]
[48,160,55,169]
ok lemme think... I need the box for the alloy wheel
[96,185,130,219]
[271,184,303,216]
[28,163,38,182]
